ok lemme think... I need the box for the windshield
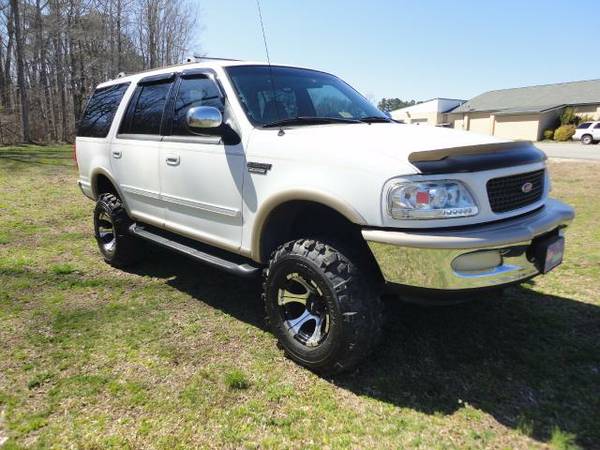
[225,65,387,127]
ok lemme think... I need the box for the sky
[197,0,600,103]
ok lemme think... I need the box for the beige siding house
[447,79,600,141]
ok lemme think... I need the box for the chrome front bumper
[363,199,574,290]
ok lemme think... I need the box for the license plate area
[529,232,565,274]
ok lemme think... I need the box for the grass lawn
[0,145,599,449]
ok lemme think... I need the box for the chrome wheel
[277,272,330,347]
[96,211,116,253]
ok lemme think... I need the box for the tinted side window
[128,81,173,135]
[594,123,600,129]
[78,83,129,137]
[172,77,223,135]
[577,123,592,129]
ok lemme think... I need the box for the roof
[450,78,600,115]
[391,98,466,116]
[98,60,311,88]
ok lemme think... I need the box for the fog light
[452,250,502,273]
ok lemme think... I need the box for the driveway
[534,142,600,161]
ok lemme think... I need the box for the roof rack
[184,55,242,63]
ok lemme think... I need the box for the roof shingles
[451,79,600,114]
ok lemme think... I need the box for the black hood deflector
[409,141,546,174]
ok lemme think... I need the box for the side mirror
[186,106,223,130]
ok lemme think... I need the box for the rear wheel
[582,134,593,145]
[94,193,144,267]
[263,238,383,374]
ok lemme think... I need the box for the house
[390,98,465,126]
[447,79,600,141]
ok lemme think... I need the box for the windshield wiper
[359,116,392,123]
[262,116,361,128]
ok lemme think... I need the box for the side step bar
[129,224,260,278]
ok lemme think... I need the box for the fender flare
[90,168,131,214]
[249,188,367,262]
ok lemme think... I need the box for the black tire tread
[94,193,143,267]
[263,238,384,374]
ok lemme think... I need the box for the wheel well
[94,174,119,199]
[259,201,377,267]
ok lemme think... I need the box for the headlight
[387,180,478,219]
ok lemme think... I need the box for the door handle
[111,150,122,159]
[165,154,180,166]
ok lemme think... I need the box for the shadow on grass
[127,249,600,448]
[0,146,73,168]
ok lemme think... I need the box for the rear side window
[577,123,592,129]
[121,79,174,135]
[172,76,223,136]
[77,83,129,137]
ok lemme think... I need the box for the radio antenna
[255,0,283,131]
[256,0,271,65]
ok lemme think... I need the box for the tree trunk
[10,0,30,142]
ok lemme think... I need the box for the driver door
[159,70,245,252]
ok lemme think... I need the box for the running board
[129,224,260,278]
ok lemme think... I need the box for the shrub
[554,125,576,141]
[560,107,579,126]
[543,129,554,140]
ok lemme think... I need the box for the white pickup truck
[75,59,574,374]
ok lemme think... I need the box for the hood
[247,122,516,177]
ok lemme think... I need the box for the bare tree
[0,0,200,144]
[10,0,29,141]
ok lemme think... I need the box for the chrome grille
[487,169,545,213]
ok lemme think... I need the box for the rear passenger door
[159,69,245,252]
[111,73,175,227]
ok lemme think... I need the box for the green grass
[0,145,599,449]
[224,369,251,390]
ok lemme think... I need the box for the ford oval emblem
[521,182,533,193]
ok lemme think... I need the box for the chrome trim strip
[116,134,163,141]
[160,193,239,217]
[120,184,238,217]
[121,184,160,200]
[162,135,222,145]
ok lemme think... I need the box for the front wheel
[263,239,383,375]
[581,134,594,145]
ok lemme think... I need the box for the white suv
[75,59,574,373]
[573,121,600,144]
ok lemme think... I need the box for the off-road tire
[582,134,593,145]
[94,193,143,267]
[263,238,384,375]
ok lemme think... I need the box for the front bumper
[363,199,574,291]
